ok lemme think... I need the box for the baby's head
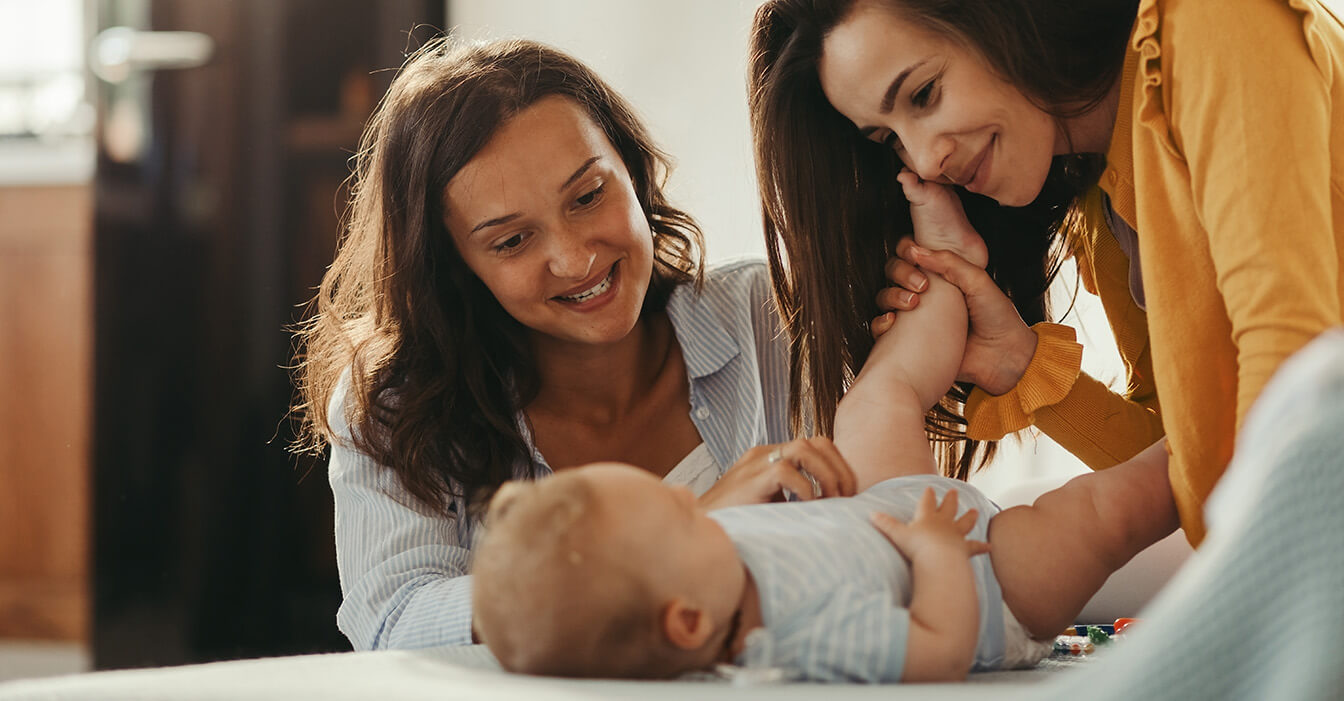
[472,463,743,678]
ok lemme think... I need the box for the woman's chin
[990,186,1033,208]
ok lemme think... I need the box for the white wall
[444,0,1129,498]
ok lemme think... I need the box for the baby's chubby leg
[836,175,984,490]
[987,440,1178,638]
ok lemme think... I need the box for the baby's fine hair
[472,474,668,678]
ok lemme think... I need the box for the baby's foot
[897,169,989,269]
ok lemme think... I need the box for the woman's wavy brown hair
[748,0,1134,479]
[292,37,704,516]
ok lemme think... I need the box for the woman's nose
[902,132,954,183]
[547,228,596,280]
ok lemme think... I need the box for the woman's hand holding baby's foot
[896,169,989,269]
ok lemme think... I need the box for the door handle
[90,27,215,84]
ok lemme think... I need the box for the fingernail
[910,245,930,256]
[914,274,928,291]
[899,291,914,305]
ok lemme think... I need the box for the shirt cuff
[965,323,1084,440]
[368,575,477,649]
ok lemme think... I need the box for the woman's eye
[494,232,527,253]
[576,184,604,207]
[912,78,937,108]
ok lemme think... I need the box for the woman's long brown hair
[291,37,704,516]
[748,0,1131,479]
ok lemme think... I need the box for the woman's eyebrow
[467,156,603,236]
[880,59,927,114]
[558,156,602,192]
[469,212,521,236]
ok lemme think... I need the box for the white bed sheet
[0,644,1078,701]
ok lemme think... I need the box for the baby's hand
[870,488,989,563]
[897,169,988,269]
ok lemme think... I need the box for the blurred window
[0,0,93,142]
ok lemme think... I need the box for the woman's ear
[661,598,714,651]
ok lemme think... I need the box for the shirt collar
[514,279,739,474]
[666,280,741,379]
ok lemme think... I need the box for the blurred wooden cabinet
[84,0,443,669]
[0,183,93,641]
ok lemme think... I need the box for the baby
[471,172,1178,682]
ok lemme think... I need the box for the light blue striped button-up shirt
[327,259,793,650]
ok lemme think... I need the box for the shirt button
[695,407,710,419]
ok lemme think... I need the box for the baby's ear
[485,481,529,525]
[661,598,712,651]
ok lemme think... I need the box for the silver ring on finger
[799,467,822,499]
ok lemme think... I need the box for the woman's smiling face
[444,95,655,348]
[818,1,1067,206]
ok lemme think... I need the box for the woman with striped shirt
[290,37,854,651]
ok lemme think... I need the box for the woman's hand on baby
[874,238,1038,395]
[698,436,857,509]
[870,250,928,338]
[869,488,990,562]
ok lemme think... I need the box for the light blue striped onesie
[710,475,1016,682]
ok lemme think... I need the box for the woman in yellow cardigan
[749,0,1344,545]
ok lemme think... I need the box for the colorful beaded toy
[1052,618,1139,657]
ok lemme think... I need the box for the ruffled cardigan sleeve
[965,190,1166,469]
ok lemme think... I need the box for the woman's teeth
[559,268,613,303]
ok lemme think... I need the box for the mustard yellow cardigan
[966,0,1344,545]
